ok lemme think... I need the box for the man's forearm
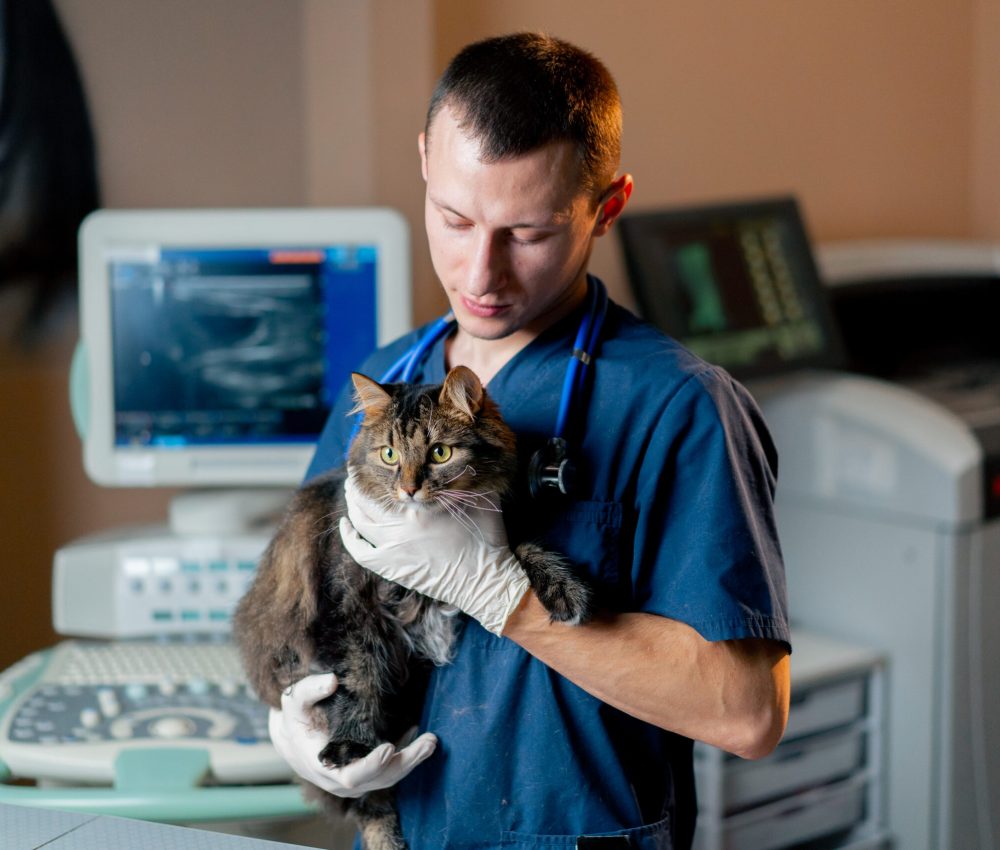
[502,591,790,759]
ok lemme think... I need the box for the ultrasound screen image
[110,247,376,447]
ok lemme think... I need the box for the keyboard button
[150,716,196,739]
[97,689,121,718]
[125,683,148,701]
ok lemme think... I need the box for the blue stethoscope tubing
[554,276,608,440]
[380,311,457,384]
[347,277,607,466]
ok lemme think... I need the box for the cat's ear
[439,365,484,422]
[350,373,392,420]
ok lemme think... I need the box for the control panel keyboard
[0,640,291,786]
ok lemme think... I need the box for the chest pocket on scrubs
[535,499,627,608]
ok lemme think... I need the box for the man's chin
[454,312,520,341]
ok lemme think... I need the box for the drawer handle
[773,748,807,764]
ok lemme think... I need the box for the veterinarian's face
[420,105,603,342]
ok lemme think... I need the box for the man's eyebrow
[428,197,469,220]
[519,210,573,228]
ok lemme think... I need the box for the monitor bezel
[617,195,844,380]
[77,207,411,488]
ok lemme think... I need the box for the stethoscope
[351,277,609,498]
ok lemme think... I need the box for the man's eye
[510,231,547,245]
[380,446,399,465]
[430,443,452,463]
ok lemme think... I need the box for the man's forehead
[424,107,588,217]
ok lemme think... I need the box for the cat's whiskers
[320,506,349,523]
[441,464,477,486]
[437,489,501,512]
[372,490,406,513]
[435,494,482,540]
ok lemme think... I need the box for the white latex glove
[339,476,530,636]
[267,673,437,797]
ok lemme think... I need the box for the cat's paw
[536,575,592,625]
[515,542,592,625]
[318,738,377,768]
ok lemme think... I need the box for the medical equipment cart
[693,630,889,850]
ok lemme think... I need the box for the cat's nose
[399,484,419,498]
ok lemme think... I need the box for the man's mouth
[461,296,510,319]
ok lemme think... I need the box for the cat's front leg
[514,542,592,625]
[315,684,384,768]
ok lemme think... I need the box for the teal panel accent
[114,748,210,791]
[69,341,89,440]
[0,783,314,823]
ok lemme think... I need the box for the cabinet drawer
[784,675,865,740]
[695,774,867,850]
[706,725,864,814]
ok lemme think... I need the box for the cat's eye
[379,446,399,465]
[430,443,452,463]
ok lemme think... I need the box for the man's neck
[445,280,590,385]
[445,328,532,387]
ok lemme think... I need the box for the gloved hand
[267,672,437,797]
[339,477,530,635]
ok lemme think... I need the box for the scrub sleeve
[306,280,790,850]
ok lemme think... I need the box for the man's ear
[593,174,634,237]
[418,132,429,182]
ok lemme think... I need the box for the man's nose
[466,230,506,296]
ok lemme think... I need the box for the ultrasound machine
[0,208,410,844]
[619,198,1000,850]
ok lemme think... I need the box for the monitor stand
[168,488,292,537]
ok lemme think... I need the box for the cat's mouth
[392,489,433,508]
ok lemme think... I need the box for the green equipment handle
[0,761,313,823]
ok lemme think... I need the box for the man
[270,32,790,850]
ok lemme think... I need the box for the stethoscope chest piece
[528,437,577,498]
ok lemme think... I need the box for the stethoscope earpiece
[528,437,577,499]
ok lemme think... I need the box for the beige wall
[57,0,307,208]
[0,0,992,668]
[972,0,1000,236]
[302,0,442,319]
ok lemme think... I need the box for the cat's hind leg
[352,789,407,850]
[305,784,406,850]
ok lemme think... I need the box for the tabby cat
[233,365,592,850]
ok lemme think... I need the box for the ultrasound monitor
[617,196,842,380]
[74,208,411,488]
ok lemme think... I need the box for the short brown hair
[425,33,622,198]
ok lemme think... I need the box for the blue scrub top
[307,280,790,850]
